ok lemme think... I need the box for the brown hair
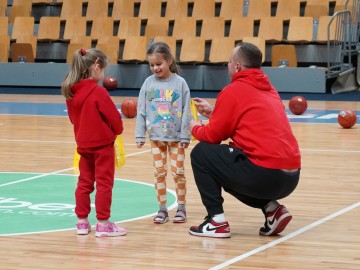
[235,42,262,69]
[146,41,179,74]
[61,48,108,99]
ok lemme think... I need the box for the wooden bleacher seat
[63,17,87,41]
[242,36,265,63]
[145,24,169,41]
[16,34,37,58]
[11,43,35,62]
[120,36,148,62]
[172,17,197,40]
[86,0,109,21]
[0,0,7,17]
[111,0,135,21]
[11,16,35,41]
[0,17,9,37]
[200,17,225,41]
[305,0,331,4]
[9,0,32,24]
[179,37,206,63]
[69,36,92,48]
[138,0,162,20]
[0,17,9,61]
[0,36,10,62]
[191,0,215,20]
[152,36,177,59]
[32,0,52,4]
[245,0,271,20]
[257,17,283,43]
[228,17,254,42]
[219,0,245,21]
[316,15,337,42]
[304,4,329,19]
[96,36,120,64]
[146,17,169,27]
[275,0,301,21]
[334,0,353,11]
[66,36,92,63]
[60,0,83,21]
[209,37,235,63]
[90,17,114,41]
[164,0,188,20]
[55,0,89,2]
[286,16,314,43]
[117,17,141,40]
[37,16,61,41]
[271,44,297,67]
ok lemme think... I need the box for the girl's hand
[136,142,145,148]
[180,142,189,149]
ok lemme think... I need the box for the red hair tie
[80,48,86,56]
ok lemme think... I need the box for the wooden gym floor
[0,93,359,270]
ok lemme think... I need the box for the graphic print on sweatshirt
[147,87,181,133]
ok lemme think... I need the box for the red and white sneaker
[259,205,292,236]
[76,220,91,235]
[189,216,231,238]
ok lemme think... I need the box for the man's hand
[192,98,213,118]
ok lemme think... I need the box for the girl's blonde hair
[146,41,179,74]
[61,48,108,99]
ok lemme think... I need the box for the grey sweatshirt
[135,73,192,143]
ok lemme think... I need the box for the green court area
[0,173,176,235]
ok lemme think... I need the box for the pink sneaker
[95,222,127,237]
[76,221,91,235]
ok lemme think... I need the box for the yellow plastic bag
[73,135,126,169]
[73,149,81,168]
[190,99,199,141]
[114,135,126,168]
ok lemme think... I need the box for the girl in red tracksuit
[61,48,127,237]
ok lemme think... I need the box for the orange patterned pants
[150,141,186,206]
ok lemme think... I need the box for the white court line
[209,200,360,270]
[0,138,76,144]
[0,138,138,146]
[0,167,74,187]
[0,149,151,187]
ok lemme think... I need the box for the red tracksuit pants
[75,143,115,220]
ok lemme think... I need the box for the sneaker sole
[173,218,187,223]
[153,217,170,224]
[95,232,127,237]
[77,229,90,235]
[188,230,231,238]
[260,215,292,236]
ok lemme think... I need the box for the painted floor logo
[0,173,176,236]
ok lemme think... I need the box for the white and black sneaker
[189,216,231,238]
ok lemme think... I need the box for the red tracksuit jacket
[66,79,123,148]
[192,69,301,169]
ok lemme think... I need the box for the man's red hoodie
[66,79,123,148]
[192,69,301,169]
